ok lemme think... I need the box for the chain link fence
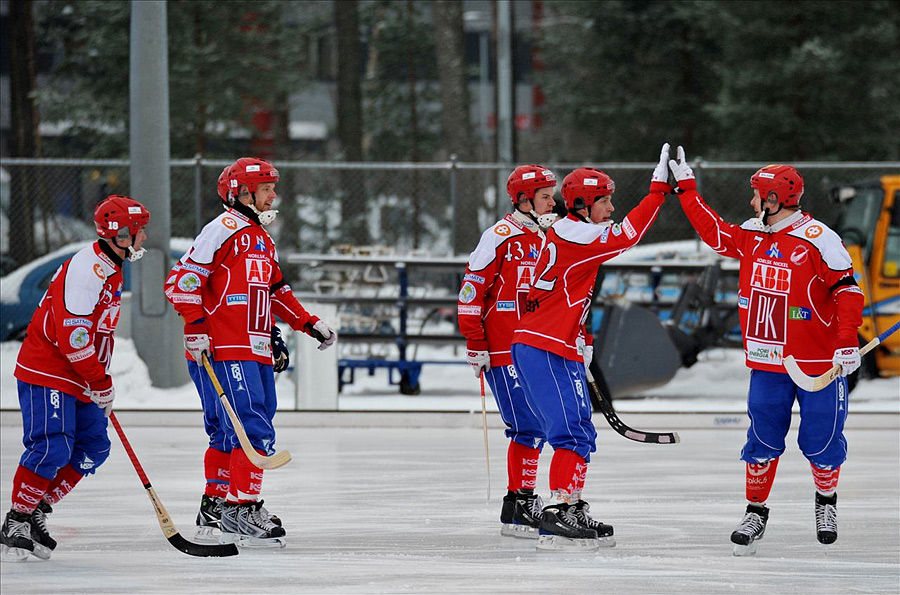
[1,157,898,276]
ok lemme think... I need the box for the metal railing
[2,156,898,273]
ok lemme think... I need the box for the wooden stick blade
[783,356,842,392]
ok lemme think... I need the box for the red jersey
[15,242,123,400]
[679,190,864,375]
[457,211,544,366]
[513,192,666,361]
[165,208,320,364]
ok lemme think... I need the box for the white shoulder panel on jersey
[64,246,108,316]
[788,217,852,271]
[187,211,252,265]
[467,218,525,271]
[552,217,607,245]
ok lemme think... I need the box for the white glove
[668,145,696,185]
[184,332,211,362]
[312,320,337,351]
[183,319,211,362]
[89,375,115,417]
[832,346,861,377]
[466,349,491,377]
[583,345,594,368]
[651,143,671,185]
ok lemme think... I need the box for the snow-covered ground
[2,339,897,415]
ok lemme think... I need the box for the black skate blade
[167,532,239,557]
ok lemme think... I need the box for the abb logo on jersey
[751,262,791,293]
[246,258,272,283]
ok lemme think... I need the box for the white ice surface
[1,337,899,593]
[1,416,898,594]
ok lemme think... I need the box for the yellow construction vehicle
[832,174,900,384]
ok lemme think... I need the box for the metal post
[129,0,188,388]
[449,153,458,253]
[193,153,203,235]
[496,0,514,199]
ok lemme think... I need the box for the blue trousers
[188,359,228,452]
[510,344,597,462]
[741,369,849,469]
[17,381,110,480]
[484,364,546,450]
[199,359,278,456]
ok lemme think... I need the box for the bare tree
[8,0,40,265]
[432,0,478,253]
[334,0,367,244]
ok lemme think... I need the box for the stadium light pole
[129,0,189,388]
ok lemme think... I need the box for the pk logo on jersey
[765,242,783,259]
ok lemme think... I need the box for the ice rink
[1,410,898,594]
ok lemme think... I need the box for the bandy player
[458,164,560,538]
[669,147,864,555]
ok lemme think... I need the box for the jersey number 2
[533,242,557,292]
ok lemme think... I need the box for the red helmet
[94,195,151,240]
[750,164,804,208]
[560,167,615,210]
[507,165,556,207]
[227,157,279,198]
[216,165,231,203]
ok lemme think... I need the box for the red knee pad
[746,458,779,503]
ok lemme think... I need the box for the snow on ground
[1,340,897,414]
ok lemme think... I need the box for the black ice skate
[535,502,600,552]
[29,501,57,560]
[221,501,286,548]
[1,510,35,563]
[501,491,543,539]
[731,503,769,556]
[815,492,837,545]
[571,500,615,547]
[258,500,282,527]
[195,495,225,543]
